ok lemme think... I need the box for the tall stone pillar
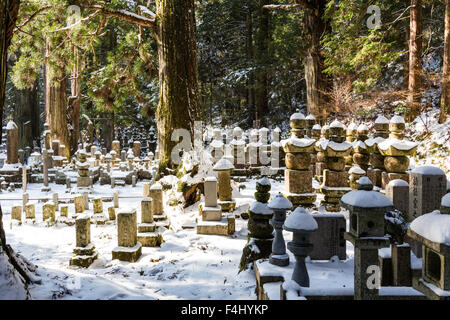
[6,120,19,164]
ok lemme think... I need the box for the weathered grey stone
[43,202,56,222]
[385,179,409,215]
[74,195,85,213]
[117,208,138,247]
[409,167,447,222]
[392,244,412,287]
[141,198,153,223]
[309,213,346,261]
[24,203,35,219]
[11,206,22,221]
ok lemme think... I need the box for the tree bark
[246,3,256,124]
[155,0,200,168]
[407,0,423,121]
[13,81,40,149]
[0,0,33,298]
[0,0,19,138]
[304,0,329,121]
[69,45,81,155]
[45,39,70,158]
[440,0,450,124]
[256,0,270,122]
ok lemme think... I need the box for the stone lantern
[105,153,112,172]
[352,124,370,171]
[284,206,318,287]
[210,129,224,163]
[341,177,394,299]
[148,151,154,164]
[127,153,134,171]
[365,115,389,187]
[268,193,293,266]
[378,115,417,188]
[305,114,316,137]
[239,177,274,271]
[143,156,150,170]
[319,120,353,212]
[213,157,236,212]
[407,193,450,299]
[349,165,366,190]
[230,127,246,176]
[282,111,317,208]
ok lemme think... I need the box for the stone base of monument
[137,222,163,247]
[138,232,163,247]
[74,186,93,194]
[112,242,142,262]
[196,214,235,236]
[269,253,289,267]
[218,200,236,213]
[70,243,98,268]
[367,168,383,188]
[381,172,408,190]
[239,238,273,271]
[153,213,170,229]
[284,192,316,208]
[92,213,108,225]
[200,204,222,221]
[254,258,426,300]
[320,187,352,212]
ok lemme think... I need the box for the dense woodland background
[1,0,450,161]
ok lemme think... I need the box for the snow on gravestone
[409,166,447,222]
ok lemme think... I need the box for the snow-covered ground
[0,178,300,300]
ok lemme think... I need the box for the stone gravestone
[137,198,162,247]
[308,213,346,261]
[6,120,18,164]
[69,214,98,268]
[409,166,447,222]
[112,208,142,262]
[386,179,409,215]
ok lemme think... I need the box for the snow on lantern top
[375,115,390,124]
[268,193,293,211]
[284,207,318,232]
[213,157,235,171]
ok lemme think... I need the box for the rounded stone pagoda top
[205,176,217,182]
[347,122,357,131]
[387,179,409,187]
[349,165,366,175]
[357,124,369,132]
[284,207,318,232]
[150,182,163,190]
[105,153,112,159]
[306,114,316,120]
[329,120,345,129]
[390,115,405,124]
[411,166,446,176]
[6,120,18,130]
[250,202,273,215]
[290,112,305,121]
[258,176,271,186]
[312,124,322,130]
[268,193,293,211]
[213,157,235,171]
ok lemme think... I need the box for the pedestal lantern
[268,193,293,266]
[284,206,318,287]
[407,193,450,300]
[341,177,394,300]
